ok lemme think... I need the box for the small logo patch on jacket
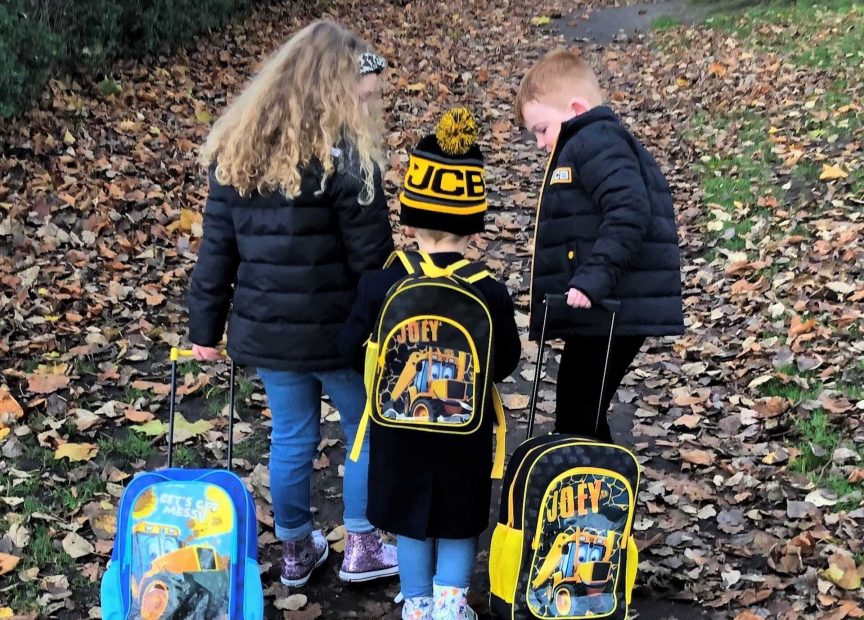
[550,167,572,185]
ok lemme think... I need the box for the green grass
[73,357,98,376]
[759,377,821,403]
[706,1,863,70]
[208,392,229,416]
[56,477,107,511]
[688,111,783,255]
[178,360,203,375]
[0,465,102,608]
[681,0,863,260]
[652,15,682,30]
[8,521,74,607]
[236,375,257,401]
[757,369,863,513]
[98,77,123,97]
[98,431,152,461]
[0,470,40,505]
[124,385,149,404]
[232,430,269,462]
[788,409,862,511]
[789,410,840,473]
[172,444,201,467]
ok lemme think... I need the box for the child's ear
[405,226,416,238]
[569,97,591,116]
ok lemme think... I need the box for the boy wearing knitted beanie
[339,109,521,620]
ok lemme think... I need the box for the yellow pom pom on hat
[399,107,487,235]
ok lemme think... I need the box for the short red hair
[515,49,600,124]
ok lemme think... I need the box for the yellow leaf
[788,315,816,338]
[26,364,70,394]
[405,82,426,92]
[0,553,20,576]
[819,164,848,180]
[502,393,530,410]
[326,525,346,553]
[0,607,14,618]
[708,62,727,77]
[676,78,689,87]
[54,442,99,462]
[195,108,213,124]
[117,120,139,133]
[530,15,551,26]
[179,208,203,234]
[680,449,715,465]
[63,130,76,145]
[820,554,862,590]
[0,387,24,429]
[131,411,212,442]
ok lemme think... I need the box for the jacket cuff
[188,319,224,348]
[568,272,609,306]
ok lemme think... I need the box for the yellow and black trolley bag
[350,250,507,479]
[489,295,640,620]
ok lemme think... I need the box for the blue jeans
[397,535,479,598]
[258,367,372,541]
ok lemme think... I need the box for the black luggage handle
[168,348,235,471]
[526,294,619,439]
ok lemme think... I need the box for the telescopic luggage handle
[526,294,620,439]
[168,348,236,471]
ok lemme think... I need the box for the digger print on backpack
[128,481,236,619]
[527,468,634,618]
[377,316,477,427]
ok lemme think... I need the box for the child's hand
[192,344,223,361]
[566,288,592,309]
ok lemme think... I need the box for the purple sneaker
[338,530,399,583]
[281,530,328,587]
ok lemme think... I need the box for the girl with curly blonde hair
[187,19,397,588]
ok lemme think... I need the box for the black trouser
[554,335,646,442]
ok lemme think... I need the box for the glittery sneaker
[281,530,328,587]
[402,596,433,620]
[432,584,477,620]
[338,530,399,582]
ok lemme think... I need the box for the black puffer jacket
[530,106,684,339]
[187,151,394,370]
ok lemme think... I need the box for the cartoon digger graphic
[531,528,618,616]
[130,522,230,620]
[383,347,473,423]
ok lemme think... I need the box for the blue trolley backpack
[101,349,264,620]
[489,296,641,620]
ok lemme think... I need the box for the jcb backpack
[350,250,506,478]
[101,349,263,620]
[489,295,640,620]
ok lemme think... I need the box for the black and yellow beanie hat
[399,108,487,235]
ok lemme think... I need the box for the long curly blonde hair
[200,20,383,203]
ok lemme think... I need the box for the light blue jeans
[397,535,479,598]
[258,367,372,541]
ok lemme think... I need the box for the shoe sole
[338,564,400,583]
[281,544,329,588]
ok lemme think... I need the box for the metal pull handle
[526,295,619,439]
[168,347,235,471]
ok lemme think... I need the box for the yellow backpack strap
[491,386,506,479]
[443,258,472,274]
[350,339,381,462]
[349,401,371,462]
[451,261,493,284]
[384,250,431,275]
